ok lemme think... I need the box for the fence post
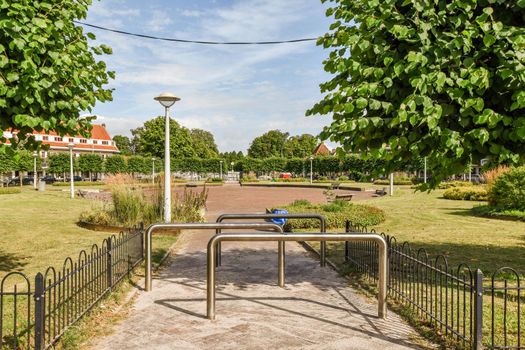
[34,273,45,350]
[473,269,483,350]
[107,237,113,291]
[344,220,350,262]
[140,226,145,260]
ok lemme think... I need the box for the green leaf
[356,97,368,109]
[483,34,496,47]
[32,18,47,28]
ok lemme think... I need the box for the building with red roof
[3,124,119,158]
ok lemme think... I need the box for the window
[69,138,74,142]
[102,141,108,145]
[43,136,48,141]
[80,139,87,144]
[93,140,98,144]
[55,137,62,142]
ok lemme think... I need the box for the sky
[85,0,334,152]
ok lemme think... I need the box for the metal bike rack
[206,232,388,320]
[144,222,283,291]
[216,213,327,267]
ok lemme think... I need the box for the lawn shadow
[0,249,28,273]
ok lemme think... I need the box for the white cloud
[146,9,174,32]
[85,0,332,152]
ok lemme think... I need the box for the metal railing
[206,232,388,320]
[343,221,525,350]
[144,222,284,291]
[215,213,327,266]
[0,228,144,350]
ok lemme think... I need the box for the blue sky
[85,0,333,152]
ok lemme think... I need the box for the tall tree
[247,130,289,158]
[104,155,127,174]
[112,135,133,155]
[48,153,70,176]
[190,129,219,158]
[131,117,196,159]
[77,154,103,180]
[0,0,114,153]
[284,134,318,158]
[309,0,525,187]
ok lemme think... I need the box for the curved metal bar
[215,213,327,266]
[145,222,283,291]
[207,232,388,320]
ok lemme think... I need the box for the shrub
[489,166,525,211]
[337,175,349,181]
[274,177,308,182]
[438,181,474,189]
[482,165,510,191]
[111,187,143,226]
[443,186,488,201]
[172,188,208,222]
[318,176,328,181]
[207,178,224,183]
[278,200,385,230]
[79,208,113,226]
[0,188,21,195]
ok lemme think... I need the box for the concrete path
[91,226,431,349]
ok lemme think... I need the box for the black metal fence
[342,221,524,350]
[0,228,144,350]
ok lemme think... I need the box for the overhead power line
[74,21,319,45]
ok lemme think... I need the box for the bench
[334,194,353,201]
[375,187,387,196]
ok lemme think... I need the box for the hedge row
[0,188,21,195]
[443,186,488,201]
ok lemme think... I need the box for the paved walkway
[90,186,431,349]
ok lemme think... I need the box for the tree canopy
[190,129,219,158]
[308,0,525,187]
[283,134,318,158]
[0,0,114,153]
[130,117,221,159]
[247,130,317,159]
[248,130,289,158]
[131,116,196,159]
[112,135,133,155]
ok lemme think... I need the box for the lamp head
[154,92,181,108]
[68,143,74,150]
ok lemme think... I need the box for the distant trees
[129,116,221,160]
[112,135,133,155]
[104,155,127,174]
[190,129,219,158]
[247,130,318,159]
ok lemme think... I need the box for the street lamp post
[68,143,75,199]
[219,160,223,180]
[152,158,156,184]
[154,92,181,223]
[309,156,314,184]
[33,151,37,190]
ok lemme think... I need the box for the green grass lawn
[361,188,525,274]
[0,186,177,280]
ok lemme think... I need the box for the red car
[279,173,292,179]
